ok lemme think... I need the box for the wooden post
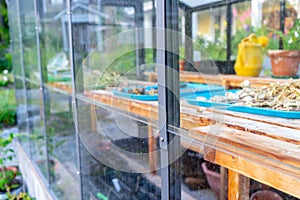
[90,105,97,132]
[220,166,227,200]
[148,124,157,174]
[228,169,250,200]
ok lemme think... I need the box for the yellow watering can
[234,34,268,77]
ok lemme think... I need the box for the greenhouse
[2,0,300,199]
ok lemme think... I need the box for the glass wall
[8,0,300,200]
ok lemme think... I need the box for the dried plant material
[210,80,300,111]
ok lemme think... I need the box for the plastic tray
[184,90,300,119]
[113,83,224,101]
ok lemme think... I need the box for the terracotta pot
[201,162,221,198]
[268,50,300,77]
[179,60,185,71]
[250,190,283,200]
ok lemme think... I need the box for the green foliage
[0,133,19,192]
[0,71,13,87]
[274,19,300,50]
[0,0,12,72]
[28,126,67,158]
[0,52,12,72]
[97,72,123,89]
[196,36,227,61]
[231,26,280,56]
[87,47,155,75]
[0,131,34,199]
[231,29,248,58]
[0,1,9,44]
[7,192,36,200]
[47,127,67,158]
[0,89,16,127]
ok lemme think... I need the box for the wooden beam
[216,151,300,199]
[90,105,97,132]
[148,124,157,174]
[220,167,227,200]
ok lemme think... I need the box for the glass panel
[9,0,300,200]
[73,0,156,108]
[39,0,71,87]
[78,101,161,200]
[190,6,230,73]
[45,89,79,199]
[74,2,158,199]
[178,1,300,200]
[19,0,40,83]
[8,0,22,78]
[25,81,49,181]
[14,78,27,135]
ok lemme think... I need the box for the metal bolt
[76,171,80,175]
[160,137,164,142]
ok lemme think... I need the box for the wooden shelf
[144,71,292,89]
[48,81,300,199]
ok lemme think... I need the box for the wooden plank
[148,124,157,174]
[216,151,300,199]
[193,125,300,170]
[220,167,227,200]
[205,107,300,130]
[190,128,300,178]
[181,100,300,131]
[90,105,97,132]
[181,104,300,145]
[182,134,300,199]
[228,169,250,200]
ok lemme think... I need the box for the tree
[0,0,11,72]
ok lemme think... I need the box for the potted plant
[268,19,300,78]
[0,133,22,199]
[7,192,35,200]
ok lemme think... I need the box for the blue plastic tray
[184,90,300,119]
[113,85,158,101]
[113,83,224,101]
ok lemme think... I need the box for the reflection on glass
[19,0,40,83]
[45,90,79,199]
[40,3,71,86]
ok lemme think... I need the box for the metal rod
[156,0,170,198]
[226,1,232,66]
[187,0,250,13]
[16,0,32,157]
[33,0,51,187]
[279,0,286,49]
[152,0,156,63]
[66,0,83,199]
[184,10,193,70]
[135,0,145,80]
[157,0,181,199]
